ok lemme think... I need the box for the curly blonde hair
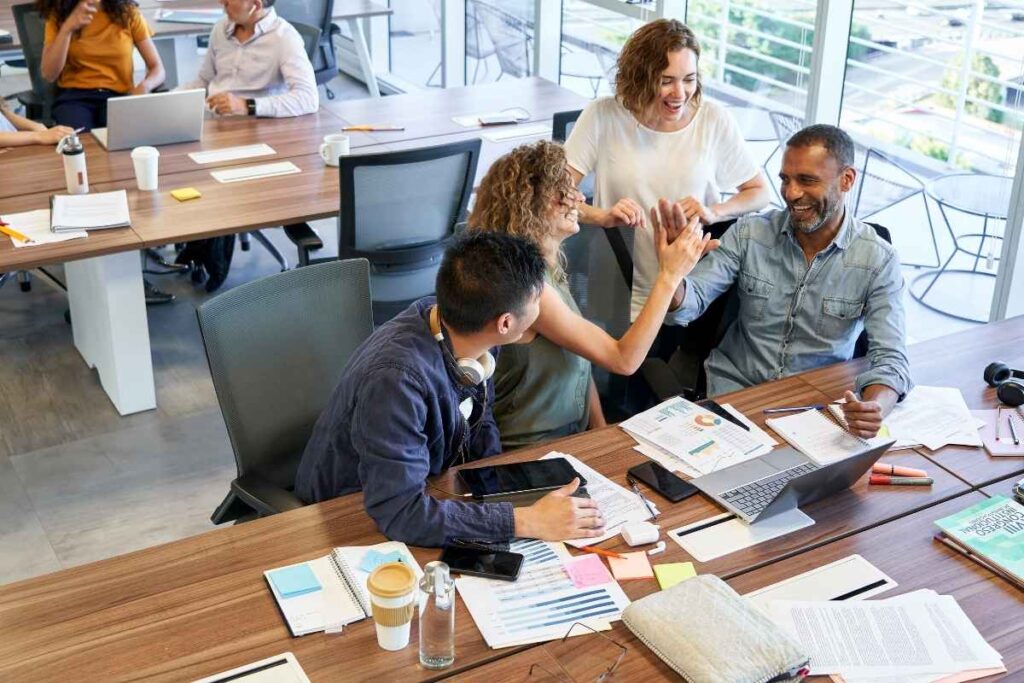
[615,19,703,118]
[468,140,576,281]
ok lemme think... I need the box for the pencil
[0,223,32,244]
[579,546,624,560]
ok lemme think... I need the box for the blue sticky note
[359,549,406,573]
[269,564,321,598]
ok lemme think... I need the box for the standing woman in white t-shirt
[565,19,770,321]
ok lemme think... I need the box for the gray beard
[793,199,841,234]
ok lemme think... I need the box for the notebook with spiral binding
[264,542,421,637]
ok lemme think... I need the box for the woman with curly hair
[469,140,715,449]
[39,0,165,129]
[566,18,769,323]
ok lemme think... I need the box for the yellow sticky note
[607,551,654,581]
[653,562,696,590]
[171,187,202,202]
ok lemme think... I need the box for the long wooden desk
[795,316,1024,489]
[0,372,975,681]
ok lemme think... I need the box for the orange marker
[579,546,624,560]
[871,463,927,478]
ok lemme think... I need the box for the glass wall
[388,0,443,87]
[465,1,535,85]
[558,1,645,99]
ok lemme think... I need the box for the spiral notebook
[264,542,421,637]
[765,408,867,465]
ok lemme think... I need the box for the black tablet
[457,458,585,500]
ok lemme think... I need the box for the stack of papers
[456,539,630,649]
[50,190,131,232]
[2,209,87,248]
[621,397,774,476]
[764,590,1004,681]
[541,452,658,547]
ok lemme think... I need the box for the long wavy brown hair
[615,19,703,118]
[37,0,139,30]
[468,140,576,281]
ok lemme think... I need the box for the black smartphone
[627,461,699,503]
[439,545,524,582]
[457,458,585,500]
[696,398,750,431]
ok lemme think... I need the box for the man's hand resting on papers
[840,387,898,439]
[513,478,605,540]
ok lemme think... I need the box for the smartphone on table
[439,544,524,582]
[627,461,699,503]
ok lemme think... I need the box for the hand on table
[206,92,248,116]
[33,126,74,145]
[514,478,605,540]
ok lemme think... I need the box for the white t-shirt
[0,107,17,133]
[565,96,759,320]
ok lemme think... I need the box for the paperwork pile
[764,590,1004,682]
[621,397,774,477]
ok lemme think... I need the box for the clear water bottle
[418,561,455,670]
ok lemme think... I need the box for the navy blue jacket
[295,298,515,547]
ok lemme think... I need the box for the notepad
[268,564,321,599]
[653,562,695,589]
[211,161,301,183]
[3,209,87,247]
[608,551,654,580]
[565,554,614,589]
[188,144,276,165]
[766,408,867,465]
[50,190,131,232]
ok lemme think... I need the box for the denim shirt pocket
[738,270,774,320]
[817,296,865,340]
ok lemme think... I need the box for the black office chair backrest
[290,20,322,63]
[275,0,337,86]
[197,259,373,491]
[12,3,56,117]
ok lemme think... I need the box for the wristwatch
[246,98,256,117]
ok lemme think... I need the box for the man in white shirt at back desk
[180,0,318,118]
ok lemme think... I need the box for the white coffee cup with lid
[130,146,160,191]
[320,134,350,167]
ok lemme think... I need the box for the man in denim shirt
[295,233,606,547]
[658,124,912,437]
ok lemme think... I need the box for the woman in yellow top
[39,0,165,129]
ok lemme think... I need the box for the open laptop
[691,440,895,524]
[92,89,205,151]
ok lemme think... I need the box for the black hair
[37,0,138,29]
[786,124,855,169]
[436,232,545,335]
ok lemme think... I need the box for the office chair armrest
[231,475,306,517]
[283,222,324,267]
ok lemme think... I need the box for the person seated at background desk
[468,140,717,449]
[660,124,912,438]
[0,100,73,146]
[295,233,606,547]
[179,0,318,117]
[39,0,165,130]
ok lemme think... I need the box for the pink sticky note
[608,552,655,581]
[564,554,614,588]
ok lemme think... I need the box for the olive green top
[494,270,591,450]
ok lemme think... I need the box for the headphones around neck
[984,361,1024,407]
[429,306,495,387]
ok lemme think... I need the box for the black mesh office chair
[11,3,55,123]
[276,0,341,99]
[290,138,480,324]
[640,222,893,402]
[199,259,374,524]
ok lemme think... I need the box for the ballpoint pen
[1009,412,1020,446]
[626,474,658,521]
[762,404,826,414]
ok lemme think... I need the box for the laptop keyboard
[720,462,819,518]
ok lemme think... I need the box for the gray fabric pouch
[621,575,808,683]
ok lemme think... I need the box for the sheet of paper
[765,594,1002,677]
[189,143,276,165]
[721,403,779,446]
[766,409,868,464]
[358,549,406,573]
[744,554,898,611]
[211,161,301,183]
[653,562,695,589]
[564,554,614,589]
[480,123,551,142]
[973,409,1024,456]
[3,209,87,247]
[608,551,653,580]
[633,442,702,478]
[50,189,130,231]
[877,386,981,451]
[541,452,658,548]
[621,396,772,475]
[456,539,628,649]
[669,509,814,562]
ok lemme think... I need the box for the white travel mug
[130,146,160,191]
[368,562,417,651]
[319,134,350,166]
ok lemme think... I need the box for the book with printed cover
[935,495,1024,584]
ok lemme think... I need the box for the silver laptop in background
[92,89,205,151]
[691,440,895,524]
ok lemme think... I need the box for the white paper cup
[368,562,416,651]
[130,146,160,191]
[319,134,350,166]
